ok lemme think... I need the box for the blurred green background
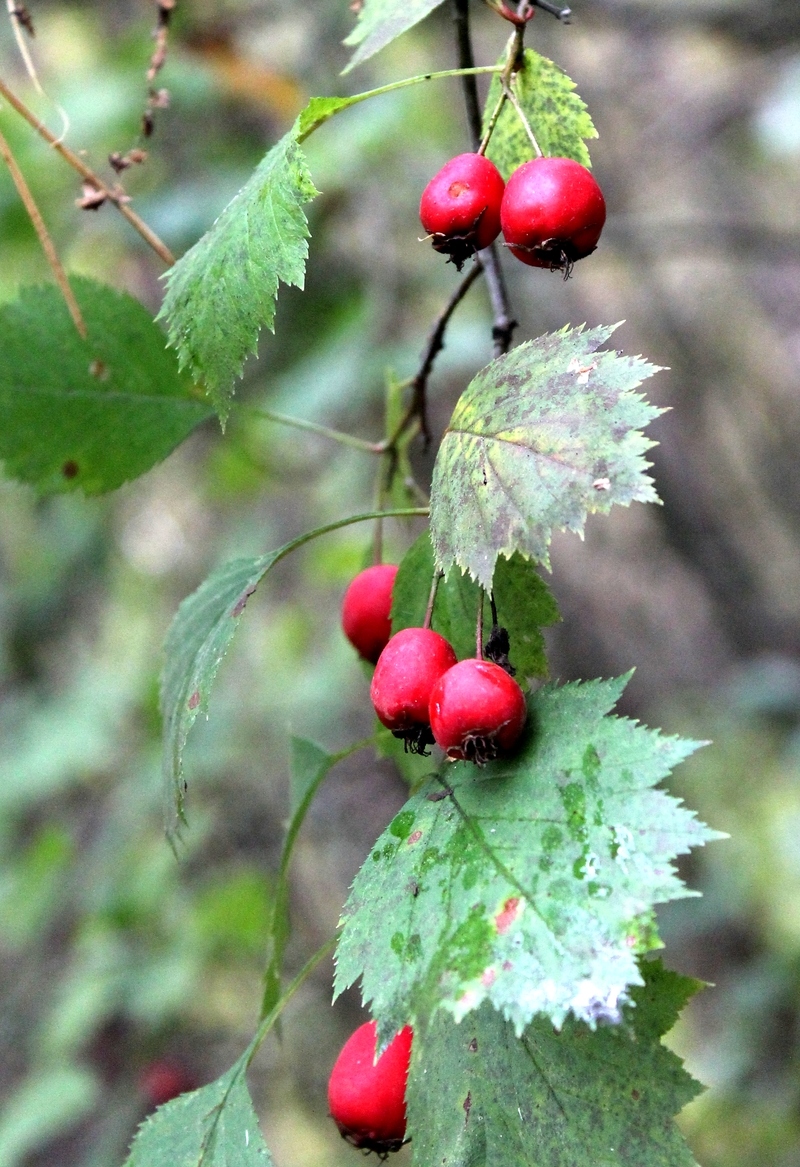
[1,0,800,1164]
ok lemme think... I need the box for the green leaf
[392,530,560,680]
[407,960,703,1167]
[343,0,446,73]
[261,737,338,1017]
[483,49,598,180]
[160,509,426,841]
[335,676,719,1041]
[429,324,663,587]
[124,1051,272,1167]
[158,130,319,421]
[0,278,212,495]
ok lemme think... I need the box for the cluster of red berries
[342,564,527,765]
[329,1021,413,1156]
[419,152,606,273]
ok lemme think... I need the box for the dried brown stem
[0,74,176,265]
[0,126,87,337]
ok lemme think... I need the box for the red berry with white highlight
[371,627,457,753]
[420,153,505,268]
[429,658,527,764]
[328,1021,413,1155]
[500,156,606,271]
[341,564,398,664]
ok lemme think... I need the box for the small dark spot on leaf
[187,690,200,710]
[495,896,521,934]
[408,829,423,846]
[232,583,257,617]
[61,460,79,479]
[407,879,420,897]
[426,788,451,802]
[463,1092,471,1123]
[631,1088,640,1101]
[89,359,108,379]
[468,1038,478,1053]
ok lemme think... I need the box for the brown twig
[0,74,176,265]
[424,570,444,630]
[0,126,87,337]
[476,589,485,659]
[452,0,517,356]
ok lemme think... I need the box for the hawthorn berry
[328,1021,413,1156]
[500,156,606,272]
[370,626,457,753]
[419,152,505,269]
[429,658,527,764]
[139,1060,194,1108]
[342,564,399,664]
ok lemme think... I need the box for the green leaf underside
[335,676,719,1042]
[160,510,425,840]
[262,737,337,1018]
[483,50,598,180]
[124,1048,271,1166]
[158,131,318,421]
[391,530,560,680]
[343,0,446,72]
[407,960,703,1167]
[0,278,211,495]
[429,324,664,587]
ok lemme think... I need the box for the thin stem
[0,126,86,338]
[490,591,499,627]
[451,0,517,357]
[476,589,485,659]
[295,65,503,143]
[478,85,507,155]
[504,77,543,157]
[244,406,382,453]
[0,74,176,265]
[423,570,444,630]
[406,259,484,446]
[246,936,337,1068]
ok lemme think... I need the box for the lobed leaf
[158,131,318,421]
[0,278,211,495]
[483,50,598,180]
[335,676,720,1041]
[124,1050,271,1166]
[430,324,664,587]
[407,960,703,1167]
[343,0,447,73]
[392,529,560,680]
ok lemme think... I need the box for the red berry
[420,153,505,269]
[139,1060,193,1108]
[342,564,399,664]
[500,156,606,271]
[328,1021,413,1155]
[429,658,527,764]
[371,627,457,753]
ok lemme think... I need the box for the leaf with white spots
[334,676,720,1042]
[407,960,703,1167]
[429,324,664,587]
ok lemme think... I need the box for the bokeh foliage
[1,0,800,1165]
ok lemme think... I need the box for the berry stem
[423,569,444,630]
[476,590,485,659]
[452,0,517,356]
[503,76,543,157]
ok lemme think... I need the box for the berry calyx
[419,153,505,269]
[429,658,527,764]
[500,156,606,272]
[370,627,458,754]
[328,1021,413,1156]
[341,564,399,664]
